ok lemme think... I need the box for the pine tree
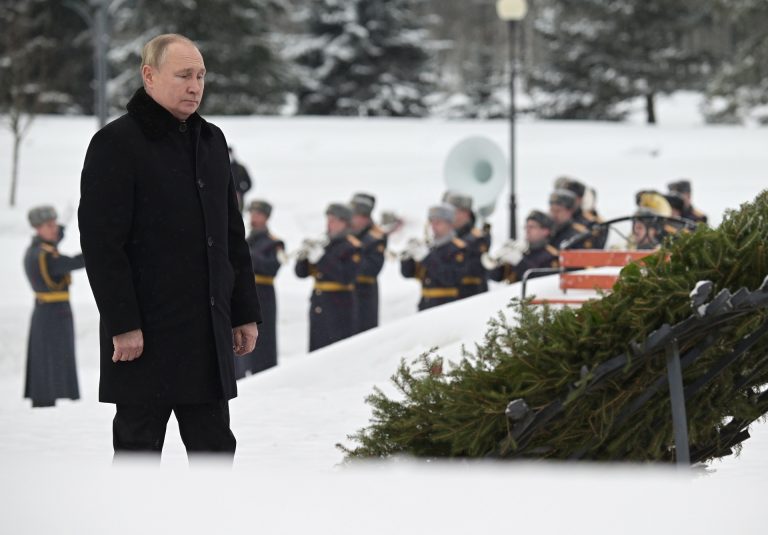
[293,0,435,116]
[341,191,768,462]
[703,1,768,124]
[530,0,713,123]
[109,0,288,114]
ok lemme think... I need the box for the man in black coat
[295,203,361,351]
[349,192,386,333]
[23,206,86,408]
[78,34,261,459]
[238,200,283,377]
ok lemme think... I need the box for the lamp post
[64,0,109,128]
[496,0,528,240]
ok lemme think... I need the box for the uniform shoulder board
[40,243,57,254]
[451,237,466,249]
[546,244,559,256]
[346,234,362,248]
[369,226,385,240]
[572,222,588,233]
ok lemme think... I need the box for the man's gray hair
[141,34,197,70]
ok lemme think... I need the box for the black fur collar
[126,87,212,140]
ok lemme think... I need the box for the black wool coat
[78,88,261,404]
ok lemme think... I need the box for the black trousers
[113,401,236,458]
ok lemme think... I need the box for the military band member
[295,203,361,351]
[401,204,467,311]
[668,179,707,224]
[548,189,595,249]
[23,206,86,408]
[485,210,559,284]
[560,178,607,248]
[350,192,386,333]
[444,192,490,299]
[237,200,284,378]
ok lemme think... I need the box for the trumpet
[282,235,329,261]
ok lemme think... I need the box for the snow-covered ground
[1,94,767,533]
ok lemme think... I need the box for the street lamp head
[496,0,528,21]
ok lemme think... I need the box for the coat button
[315,290,322,296]
[207,236,214,247]
[197,179,205,189]
[314,306,322,314]
[210,296,215,307]
[425,278,431,284]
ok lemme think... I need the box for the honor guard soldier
[401,204,468,311]
[349,192,386,333]
[484,210,560,284]
[668,179,707,224]
[559,178,607,248]
[23,206,86,408]
[237,200,284,378]
[295,203,362,351]
[229,145,253,213]
[548,189,595,249]
[444,192,491,299]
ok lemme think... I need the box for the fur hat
[247,199,272,217]
[549,189,577,210]
[526,209,554,230]
[668,179,692,195]
[428,203,456,223]
[350,193,375,216]
[28,205,57,228]
[443,191,473,211]
[326,203,353,222]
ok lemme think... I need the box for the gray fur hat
[443,191,473,211]
[350,193,375,216]
[247,199,272,217]
[549,189,577,210]
[326,202,353,223]
[28,205,57,227]
[428,203,456,223]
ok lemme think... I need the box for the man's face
[453,208,471,229]
[36,220,59,243]
[525,220,550,244]
[549,203,573,226]
[350,214,370,233]
[142,42,206,120]
[326,215,348,236]
[430,218,452,239]
[250,211,268,231]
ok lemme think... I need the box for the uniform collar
[431,231,455,249]
[126,87,212,141]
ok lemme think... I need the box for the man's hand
[112,329,144,363]
[233,322,259,356]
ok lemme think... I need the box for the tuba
[443,136,508,221]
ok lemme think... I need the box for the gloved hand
[496,240,527,266]
[403,238,429,262]
[306,241,325,264]
[480,252,498,270]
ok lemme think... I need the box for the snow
[1,99,768,532]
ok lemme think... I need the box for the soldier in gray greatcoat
[23,206,85,408]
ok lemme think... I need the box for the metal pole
[508,20,518,240]
[94,0,108,128]
[665,339,690,466]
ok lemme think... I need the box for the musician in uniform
[23,206,86,408]
[401,204,468,311]
[548,189,595,249]
[484,210,559,284]
[237,200,284,377]
[349,192,386,333]
[667,179,707,224]
[560,178,606,248]
[295,203,361,351]
[444,192,490,299]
